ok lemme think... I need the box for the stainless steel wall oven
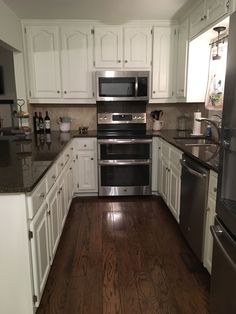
[97,100,151,196]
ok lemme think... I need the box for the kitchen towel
[192,112,202,135]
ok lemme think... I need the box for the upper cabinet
[94,26,152,69]
[94,27,123,68]
[25,24,94,103]
[189,0,230,38]
[176,18,189,99]
[26,25,61,99]
[61,26,94,98]
[151,26,176,100]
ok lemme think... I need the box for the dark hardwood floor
[37,196,210,314]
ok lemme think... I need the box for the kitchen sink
[175,138,219,147]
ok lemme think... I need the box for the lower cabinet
[74,138,98,193]
[158,138,182,222]
[29,201,51,307]
[203,170,218,273]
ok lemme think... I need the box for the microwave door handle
[210,225,236,272]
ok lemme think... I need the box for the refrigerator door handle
[210,225,236,272]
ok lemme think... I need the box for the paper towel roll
[191,112,203,135]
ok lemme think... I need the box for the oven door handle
[98,159,151,166]
[97,139,152,144]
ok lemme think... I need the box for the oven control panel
[98,113,146,124]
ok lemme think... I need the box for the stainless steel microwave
[96,71,149,101]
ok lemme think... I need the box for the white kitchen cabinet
[25,25,61,99]
[204,170,218,273]
[75,138,98,193]
[176,18,189,99]
[152,26,176,100]
[61,26,94,98]
[94,26,151,69]
[189,0,230,38]
[152,137,160,193]
[58,175,67,229]
[159,139,182,222]
[29,201,50,307]
[25,24,94,102]
[94,26,123,68]
[47,183,61,261]
[123,27,152,68]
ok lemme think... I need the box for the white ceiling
[2,0,196,21]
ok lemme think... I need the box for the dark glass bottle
[33,112,39,134]
[44,111,51,133]
[38,112,44,134]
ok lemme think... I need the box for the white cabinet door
[168,164,181,222]
[26,25,61,98]
[160,158,169,203]
[189,1,206,38]
[152,27,175,99]
[29,201,50,307]
[123,27,152,68]
[152,138,158,192]
[94,26,123,68]
[176,18,189,98]
[58,176,67,229]
[203,195,216,273]
[61,26,94,98]
[47,184,61,261]
[206,0,229,26]
[77,152,97,191]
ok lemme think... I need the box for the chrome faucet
[195,115,222,142]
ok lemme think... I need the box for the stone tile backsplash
[29,102,207,132]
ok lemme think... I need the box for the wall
[29,102,207,133]
[0,0,23,51]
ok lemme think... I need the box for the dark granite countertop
[0,129,218,194]
[0,130,97,193]
[152,129,219,172]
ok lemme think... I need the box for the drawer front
[170,146,183,169]
[27,177,47,219]
[208,171,218,198]
[46,164,57,193]
[77,138,96,151]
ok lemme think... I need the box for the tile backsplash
[29,102,207,132]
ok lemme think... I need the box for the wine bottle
[33,112,39,134]
[38,112,44,134]
[44,111,51,133]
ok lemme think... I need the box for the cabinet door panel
[160,158,169,203]
[26,25,61,98]
[78,153,97,191]
[152,27,175,99]
[48,186,60,260]
[29,202,50,306]
[169,165,181,222]
[124,27,151,68]
[94,27,123,68]
[206,0,229,26]
[189,1,206,38]
[61,26,93,98]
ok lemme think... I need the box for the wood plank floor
[37,196,210,314]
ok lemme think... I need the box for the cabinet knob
[118,60,121,63]
[91,157,94,160]
[70,167,72,170]
[153,91,156,94]
[125,60,128,63]
[201,16,204,21]
[61,163,64,167]
[39,192,45,198]
[204,15,207,19]
[84,144,87,147]
[52,175,56,180]
[64,91,67,94]
[57,90,60,94]
[206,207,210,212]
[70,147,74,151]
[214,187,217,193]
[66,154,70,157]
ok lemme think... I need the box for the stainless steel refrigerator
[210,10,236,314]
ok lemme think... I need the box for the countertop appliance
[180,155,209,261]
[97,100,152,196]
[210,11,236,314]
[96,70,149,101]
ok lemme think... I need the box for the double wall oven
[97,86,151,196]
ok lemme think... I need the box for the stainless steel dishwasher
[180,155,209,261]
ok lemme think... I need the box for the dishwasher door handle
[180,159,207,179]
